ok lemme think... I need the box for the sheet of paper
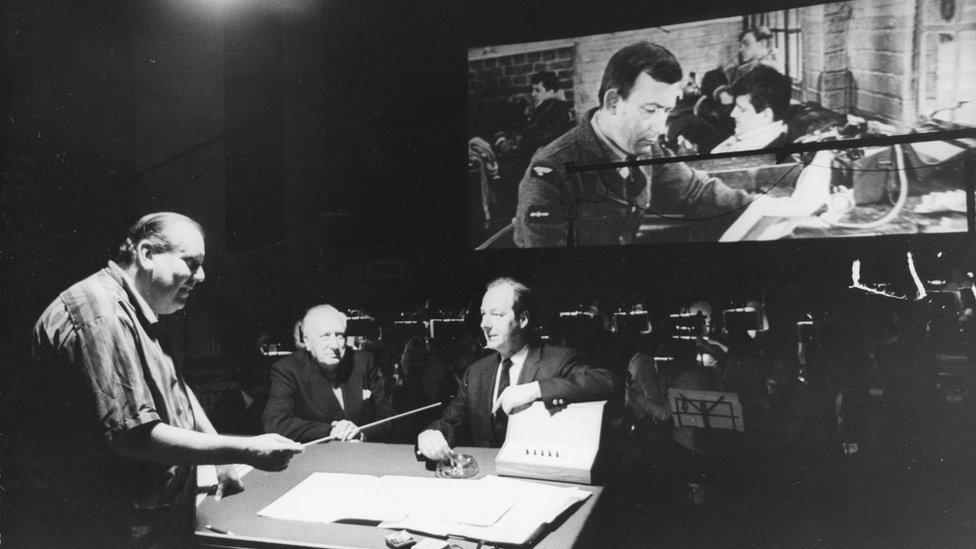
[196,464,254,506]
[449,482,591,545]
[258,473,412,523]
[381,476,591,546]
[405,475,531,527]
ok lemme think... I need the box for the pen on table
[204,524,234,535]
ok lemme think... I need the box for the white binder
[494,400,607,484]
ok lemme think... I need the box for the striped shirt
[14,261,198,546]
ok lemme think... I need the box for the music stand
[668,388,744,432]
[346,316,379,339]
[383,320,426,354]
[668,312,705,338]
[723,308,760,335]
[428,318,468,340]
[613,311,651,336]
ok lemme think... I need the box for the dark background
[1,0,973,394]
[2,1,975,546]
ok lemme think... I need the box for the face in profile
[739,32,767,64]
[303,310,347,371]
[609,72,679,156]
[731,93,771,136]
[144,221,206,315]
[530,82,557,107]
[480,283,527,357]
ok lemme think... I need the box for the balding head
[302,305,348,370]
[117,212,206,316]
[116,212,204,267]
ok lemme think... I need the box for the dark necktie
[492,358,514,445]
[624,155,646,202]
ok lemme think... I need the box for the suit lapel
[517,343,541,385]
[483,354,501,402]
[478,354,501,437]
[340,354,362,421]
[300,351,342,419]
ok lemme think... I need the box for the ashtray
[435,452,479,479]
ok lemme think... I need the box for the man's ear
[758,107,775,124]
[518,311,530,329]
[603,89,621,112]
[134,240,155,269]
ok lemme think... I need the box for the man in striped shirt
[4,212,303,548]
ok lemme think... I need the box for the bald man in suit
[263,305,395,442]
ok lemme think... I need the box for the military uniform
[514,109,752,247]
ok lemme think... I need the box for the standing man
[519,71,575,159]
[3,212,303,548]
[417,278,619,461]
[263,305,395,443]
[513,41,753,247]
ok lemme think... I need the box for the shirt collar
[590,111,631,162]
[107,260,159,326]
[507,343,530,369]
[589,110,654,184]
[718,120,787,152]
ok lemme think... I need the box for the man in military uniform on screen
[513,41,753,248]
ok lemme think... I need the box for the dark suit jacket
[263,349,395,442]
[426,342,619,447]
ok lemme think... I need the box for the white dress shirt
[492,344,530,402]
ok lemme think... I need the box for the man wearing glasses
[263,304,395,443]
[513,41,752,247]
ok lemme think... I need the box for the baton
[302,402,442,448]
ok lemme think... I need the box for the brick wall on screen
[847,0,917,125]
[799,3,855,111]
[468,46,575,135]
[572,18,742,113]
[798,0,920,125]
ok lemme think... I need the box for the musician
[263,305,395,443]
[417,278,619,460]
[3,212,303,548]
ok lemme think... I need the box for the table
[196,443,602,549]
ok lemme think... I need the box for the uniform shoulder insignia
[532,166,553,177]
[526,205,559,224]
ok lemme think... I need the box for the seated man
[711,65,791,153]
[513,41,753,247]
[417,278,619,461]
[263,305,395,442]
[725,26,781,84]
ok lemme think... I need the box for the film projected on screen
[468,0,976,249]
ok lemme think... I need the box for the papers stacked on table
[258,473,590,545]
